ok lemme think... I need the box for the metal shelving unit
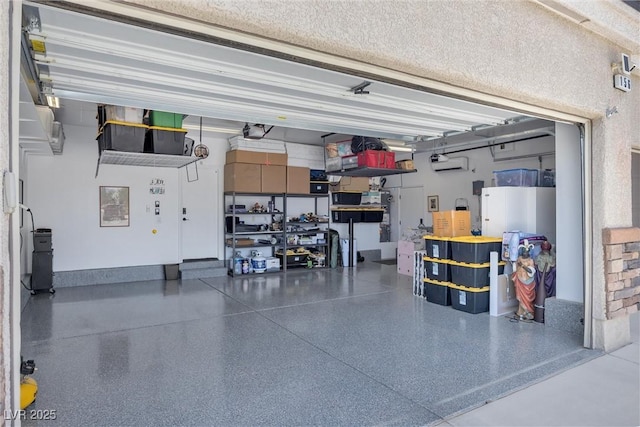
[327,166,417,177]
[224,192,331,276]
[96,150,199,177]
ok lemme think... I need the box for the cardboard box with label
[286,166,310,194]
[432,210,471,237]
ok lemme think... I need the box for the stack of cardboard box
[224,150,311,194]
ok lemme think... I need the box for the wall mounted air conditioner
[431,157,468,171]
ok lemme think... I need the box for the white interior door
[180,162,220,261]
[399,187,425,236]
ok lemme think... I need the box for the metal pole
[349,218,354,267]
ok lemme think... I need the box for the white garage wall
[331,140,555,255]
[384,141,556,230]
[25,123,232,272]
[26,125,181,271]
[25,118,558,271]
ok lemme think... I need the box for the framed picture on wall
[99,186,130,227]
[428,195,439,212]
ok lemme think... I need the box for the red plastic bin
[357,150,396,168]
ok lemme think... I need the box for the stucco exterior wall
[119,0,639,349]
[0,8,637,415]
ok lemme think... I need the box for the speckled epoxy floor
[21,262,599,426]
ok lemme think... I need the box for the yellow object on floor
[20,376,38,409]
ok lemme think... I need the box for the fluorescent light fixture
[45,94,60,108]
[383,138,415,152]
[388,146,415,153]
[183,124,239,134]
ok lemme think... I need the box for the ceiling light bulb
[45,95,60,108]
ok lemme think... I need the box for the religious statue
[534,240,556,323]
[513,240,536,320]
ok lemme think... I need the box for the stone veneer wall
[604,228,640,319]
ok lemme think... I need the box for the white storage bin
[105,105,144,124]
[340,238,357,267]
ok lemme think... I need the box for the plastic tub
[149,111,184,128]
[448,260,505,288]
[98,121,148,152]
[104,105,144,124]
[332,191,362,205]
[493,168,538,187]
[538,169,556,187]
[423,278,451,306]
[145,126,188,154]
[310,181,329,193]
[423,256,451,282]
[424,235,452,259]
[449,283,490,314]
[184,137,194,156]
[450,236,502,263]
[331,209,362,223]
[362,209,384,223]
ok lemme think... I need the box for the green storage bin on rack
[423,256,451,282]
[450,236,502,264]
[448,259,506,288]
[423,278,451,306]
[424,235,452,259]
[149,111,185,128]
[449,283,490,314]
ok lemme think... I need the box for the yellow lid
[423,235,451,241]
[423,256,451,264]
[332,191,363,193]
[448,283,490,292]
[423,278,451,287]
[331,208,366,212]
[448,259,506,268]
[102,120,148,129]
[450,236,502,243]
[148,125,188,133]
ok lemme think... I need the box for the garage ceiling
[22,1,548,151]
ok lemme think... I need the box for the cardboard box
[432,210,471,238]
[331,176,369,192]
[396,159,414,170]
[224,163,261,193]
[261,165,286,193]
[287,166,310,194]
[226,150,288,166]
